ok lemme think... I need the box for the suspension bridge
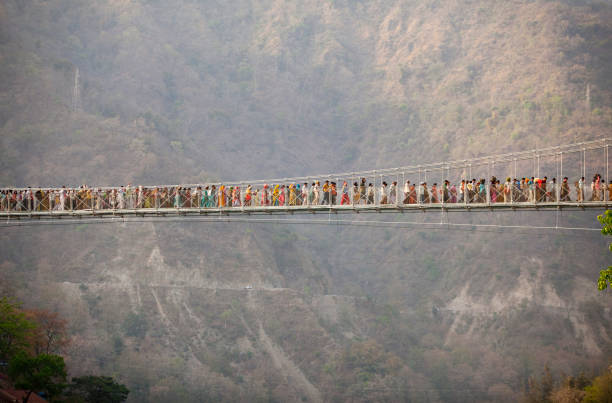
[1,138,610,224]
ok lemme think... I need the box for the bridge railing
[1,137,610,215]
[0,178,609,215]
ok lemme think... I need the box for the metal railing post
[583,148,586,180]
[606,144,609,202]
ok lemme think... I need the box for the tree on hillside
[583,366,612,402]
[26,309,69,356]
[8,352,67,403]
[0,297,36,362]
[597,210,612,291]
[67,375,130,403]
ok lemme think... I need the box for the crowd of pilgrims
[1,174,610,212]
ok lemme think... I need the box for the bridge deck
[1,201,609,221]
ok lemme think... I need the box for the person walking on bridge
[322,180,330,205]
[353,182,360,205]
[367,183,374,204]
[261,184,269,206]
[296,184,302,205]
[279,185,286,206]
[430,183,439,203]
[359,178,366,205]
[560,177,570,201]
[330,182,337,205]
[288,184,296,206]
[389,181,397,204]
[380,182,388,204]
[301,183,308,206]
[244,185,252,207]
[340,181,350,205]
[233,186,241,207]
[578,177,585,202]
[403,181,410,204]
[548,178,557,202]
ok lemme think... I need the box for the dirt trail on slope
[258,323,322,403]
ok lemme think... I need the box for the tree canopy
[67,375,130,403]
[8,352,67,403]
[0,297,36,362]
[0,298,129,402]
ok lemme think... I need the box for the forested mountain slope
[1,0,611,183]
[1,0,611,402]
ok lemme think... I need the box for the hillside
[1,0,612,402]
[1,0,611,184]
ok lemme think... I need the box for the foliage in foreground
[66,376,130,403]
[525,365,612,403]
[597,210,612,291]
[0,297,129,402]
[8,352,67,402]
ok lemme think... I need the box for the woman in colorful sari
[261,184,269,206]
[420,182,429,204]
[340,182,350,205]
[296,184,302,205]
[478,180,486,203]
[442,181,449,203]
[235,186,242,206]
[272,185,280,206]
[450,183,457,203]
[141,188,149,208]
[430,183,438,203]
[591,175,601,201]
[200,186,207,207]
[409,182,417,204]
[208,185,215,207]
[280,185,286,206]
[489,178,497,203]
[244,185,252,207]
[171,187,178,208]
[84,188,93,209]
[288,184,296,206]
[218,185,227,207]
